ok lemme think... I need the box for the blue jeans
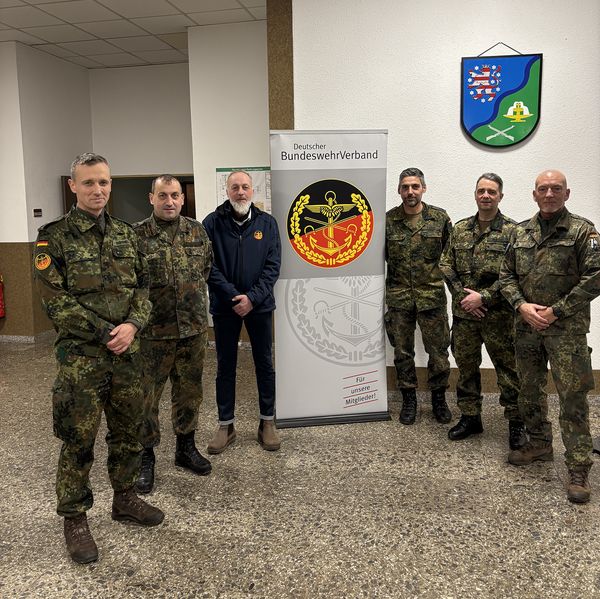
[213,311,275,424]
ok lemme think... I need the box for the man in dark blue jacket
[202,171,282,453]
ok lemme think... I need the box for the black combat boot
[508,419,527,450]
[64,513,98,564]
[135,447,155,494]
[431,388,452,423]
[175,431,212,475]
[448,414,483,440]
[399,388,417,425]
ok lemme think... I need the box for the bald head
[535,169,567,189]
[533,169,570,218]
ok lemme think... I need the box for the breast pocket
[386,232,407,261]
[454,241,474,273]
[65,248,101,291]
[146,251,169,288]
[482,241,507,273]
[421,229,443,260]
[513,239,536,275]
[185,245,207,280]
[112,243,137,286]
[546,238,577,274]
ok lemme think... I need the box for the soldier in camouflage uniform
[385,167,452,425]
[500,169,600,504]
[440,173,525,449]
[34,154,164,564]
[133,175,213,493]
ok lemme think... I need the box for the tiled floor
[2,335,600,598]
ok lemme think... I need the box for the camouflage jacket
[440,210,516,320]
[34,207,151,357]
[385,202,452,311]
[134,214,212,339]
[500,208,600,335]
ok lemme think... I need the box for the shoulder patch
[34,253,52,270]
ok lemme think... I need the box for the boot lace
[570,471,587,486]
[403,395,417,409]
[141,451,154,470]
[509,421,524,442]
[66,516,93,543]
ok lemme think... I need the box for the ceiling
[0,0,266,68]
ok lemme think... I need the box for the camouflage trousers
[52,348,143,517]
[385,305,450,390]
[451,313,520,420]
[140,332,207,448]
[515,329,594,470]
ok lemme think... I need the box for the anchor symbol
[304,191,356,256]
[313,279,382,347]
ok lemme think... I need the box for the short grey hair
[476,172,503,194]
[399,167,425,186]
[70,153,109,179]
[226,170,253,186]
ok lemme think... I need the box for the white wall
[292,0,600,367]
[16,44,92,241]
[89,63,193,177]
[0,43,27,243]
[188,21,269,220]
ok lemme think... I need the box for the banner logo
[461,54,542,147]
[286,278,385,366]
[287,179,373,267]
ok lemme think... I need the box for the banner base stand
[276,411,390,429]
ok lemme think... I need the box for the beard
[403,196,420,207]
[230,198,251,218]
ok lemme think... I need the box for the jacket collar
[524,207,571,232]
[465,210,504,232]
[397,201,433,221]
[148,213,188,236]
[69,206,107,233]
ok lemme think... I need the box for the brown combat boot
[258,419,281,451]
[567,469,591,504]
[64,513,98,564]
[112,488,164,526]
[207,424,236,454]
[507,441,553,466]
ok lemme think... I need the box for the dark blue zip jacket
[202,201,281,315]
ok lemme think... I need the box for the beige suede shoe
[207,424,236,454]
[258,420,281,451]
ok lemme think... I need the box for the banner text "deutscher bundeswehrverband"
[281,148,379,161]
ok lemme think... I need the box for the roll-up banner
[270,130,389,427]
